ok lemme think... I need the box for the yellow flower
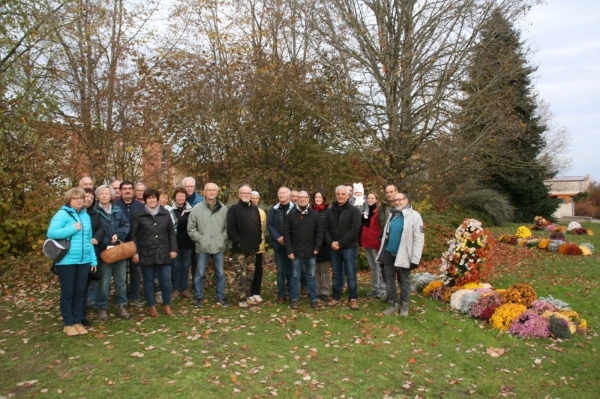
[587,229,595,236]
[515,226,532,238]
[490,304,527,331]
[580,246,592,256]
[423,280,444,297]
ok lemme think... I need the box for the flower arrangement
[509,311,551,338]
[473,287,496,296]
[546,240,562,253]
[529,299,558,314]
[538,239,551,249]
[515,226,532,238]
[558,243,583,256]
[440,219,489,286]
[430,285,449,301]
[410,272,441,293]
[525,237,540,247]
[580,246,592,256]
[499,283,537,308]
[450,289,470,310]
[462,282,487,290]
[459,291,482,316]
[549,316,572,339]
[532,216,552,230]
[423,280,444,297]
[538,295,570,310]
[545,224,560,232]
[587,229,595,236]
[490,303,527,331]
[471,293,503,321]
[549,231,566,241]
[499,235,518,245]
[567,221,581,232]
[442,286,462,302]
[580,243,595,254]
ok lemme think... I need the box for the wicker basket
[100,240,137,264]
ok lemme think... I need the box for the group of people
[47,177,425,338]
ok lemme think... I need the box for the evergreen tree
[455,8,559,222]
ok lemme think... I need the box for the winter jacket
[361,206,381,250]
[227,200,261,253]
[267,202,294,250]
[114,198,143,241]
[95,204,130,253]
[376,205,425,268]
[171,201,194,251]
[130,205,178,266]
[187,199,228,254]
[313,206,331,263]
[378,201,394,240]
[258,208,267,254]
[284,206,324,258]
[86,205,106,261]
[325,201,362,250]
[47,206,98,267]
[186,191,204,208]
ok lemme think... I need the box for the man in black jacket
[325,185,362,310]
[284,191,324,310]
[227,184,262,309]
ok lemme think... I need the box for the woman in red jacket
[361,192,386,299]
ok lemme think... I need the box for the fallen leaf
[486,347,507,358]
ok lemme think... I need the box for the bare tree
[309,0,539,190]
[536,98,572,175]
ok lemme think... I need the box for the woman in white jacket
[376,192,424,316]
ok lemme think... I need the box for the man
[377,192,424,316]
[378,184,398,237]
[250,191,267,304]
[115,180,144,307]
[289,189,308,296]
[134,182,146,203]
[187,183,229,308]
[79,176,93,189]
[111,180,122,200]
[267,187,295,304]
[227,184,262,308]
[182,176,204,208]
[290,190,299,204]
[325,185,362,310]
[284,191,323,310]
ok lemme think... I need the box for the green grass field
[1,222,598,398]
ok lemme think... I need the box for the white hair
[238,184,252,193]
[182,176,196,186]
[335,185,349,195]
[251,191,260,197]
[79,176,92,186]
[298,190,309,197]
[204,182,219,191]
[95,185,116,200]
[278,186,291,195]
[134,182,146,189]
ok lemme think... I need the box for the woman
[95,185,131,321]
[361,192,386,299]
[311,190,331,301]
[47,188,98,337]
[82,188,105,327]
[131,189,178,317]
[170,187,194,299]
[250,191,266,303]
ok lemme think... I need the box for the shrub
[574,202,598,218]
[455,189,515,225]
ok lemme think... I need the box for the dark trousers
[56,264,90,326]
[251,253,264,296]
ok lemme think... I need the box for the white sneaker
[238,301,248,308]
[246,297,257,306]
[253,295,263,303]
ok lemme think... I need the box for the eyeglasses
[298,196,309,199]
[71,197,84,201]
[240,191,252,195]
[394,197,407,202]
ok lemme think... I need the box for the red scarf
[312,203,326,212]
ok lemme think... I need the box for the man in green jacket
[187,183,230,308]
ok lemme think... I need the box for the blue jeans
[172,248,192,292]
[56,264,90,326]
[97,259,128,310]
[291,257,317,302]
[274,247,292,298]
[330,246,358,300]
[194,253,225,300]
[128,260,141,301]
[142,265,171,306]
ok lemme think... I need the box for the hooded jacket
[187,199,228,254]
[47,206,98,267]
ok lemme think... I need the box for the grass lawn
[1,222,598,398]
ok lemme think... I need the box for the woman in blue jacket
[47,188,98,337]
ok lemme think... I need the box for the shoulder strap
[62,209,79,241]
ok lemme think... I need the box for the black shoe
[310,301,319,310]
[290,300,299,310]
[301,287,308,297]
[82,318,92,327]
[216,298,230,308]
[194,299,203,308]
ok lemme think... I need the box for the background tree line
[1,0,571,255]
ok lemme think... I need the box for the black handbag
[44,210,78,273]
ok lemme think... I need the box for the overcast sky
[521,0,600,180]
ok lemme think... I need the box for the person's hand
[74,222,81,231]
[111,234,118,244]
[91,238,98,245]
[288,254,294,260]
[313,250,318,255]
[170,251,177,259]
[132,254,139,264]
[90,266,97,273]
[331,241,340,251]
[277,236,284,245]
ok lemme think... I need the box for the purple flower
[530,300,558,314]
[509,311,551,338]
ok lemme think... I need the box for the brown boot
[163,305,174,316]
[147,306,159,318]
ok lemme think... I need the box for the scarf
[145,204,160,216]
[312,203,326,212]
[363,203,377,227]
[98,202,112,216]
